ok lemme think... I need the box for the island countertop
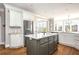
[25,33,57,39]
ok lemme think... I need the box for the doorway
[0,3,5,48]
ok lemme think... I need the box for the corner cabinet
[9,9,22,27]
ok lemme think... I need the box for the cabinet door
[74,35,79,49]
[39,43,48,55]
[10,34,23,48]
[48,36,57,53]
[75,40,79,49]
[10,9,22,27]
[48,36,54,52]
[59,33,75,47]
[39,37,49,55]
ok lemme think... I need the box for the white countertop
[25,33,57,39]
[53,31,79,34]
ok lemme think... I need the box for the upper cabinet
[4,4,23,27]
[9,9,22,27]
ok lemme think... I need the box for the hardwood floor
[53,44,79,55]
[0,47,27,55]
[0,44,79,55]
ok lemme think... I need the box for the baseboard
[9,46,24,48]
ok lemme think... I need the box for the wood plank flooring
[0,44,79,55]
[53,44,79,55]
[0,48,27,55]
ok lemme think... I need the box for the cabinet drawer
[49,36,53,41]
[40,38,48,44]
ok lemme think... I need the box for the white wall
[23,10,34,21]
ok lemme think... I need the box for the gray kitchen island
[25,33,58,55]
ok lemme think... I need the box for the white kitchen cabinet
[9,9,22,27]
[75,40,79,49]
[10,34,24,48]
[59,32,79,50]
[59,32,75,47]
[74,34,79,49]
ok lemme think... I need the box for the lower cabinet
[74,35,79,50]
[59,32,79,50]
[26,35,58,55]
[59,33,76,47]
[39,43,49,55]
[48,35,58,54]
[10,34,24,48]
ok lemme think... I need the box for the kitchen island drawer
[39,37,49,44]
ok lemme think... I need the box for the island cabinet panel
[26,38,40,55]
[25,34,58,55]
[39,37,49,55]
[39,37,48,45]
[48,36,54,53]
[39,42,48,55]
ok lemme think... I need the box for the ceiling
[8,3,79,19]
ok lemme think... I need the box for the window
[54,18,79,32]
[71,19,79,32]
[34,18,48,33]
[54,20,64,31]
[72,25,78,32]
[55,24,57,31]
[58,26,62,31]
[65,25,70,32]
